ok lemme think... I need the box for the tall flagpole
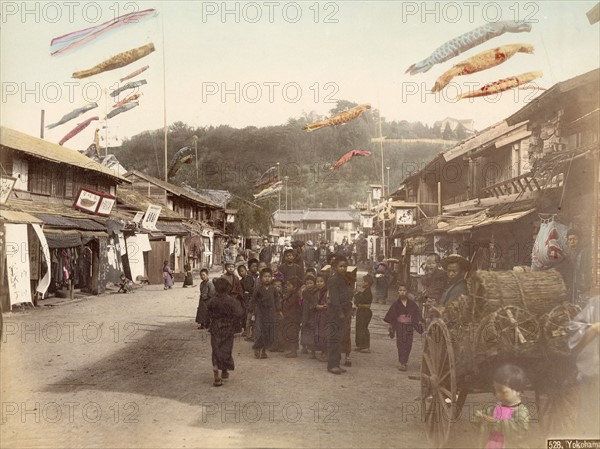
[379,110,386,259]
[162,13,168,186]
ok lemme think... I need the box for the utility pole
[193,135,199,187]
[378,112,386,259]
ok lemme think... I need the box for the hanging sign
[395,207,416,226]
[0,175,16,204]
[141,204,161,230]
[73,187,116,216]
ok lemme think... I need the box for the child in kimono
[354,275,374,353]
[196,269,216,329]
[384,284,423,371]
[301,275,319,358]
[474,364,530,449]
[281,277,303,358]
[207,277,245,387]
[269,276,285,352]
[252,268,282,359]
[314,273,329,362]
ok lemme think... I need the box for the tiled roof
[302,209,360,222]
[272,209,360,222]
[125,170,221,208]
[187,187,232,208]
[0,126,129,183]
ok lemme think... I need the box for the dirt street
[1,271,549,448]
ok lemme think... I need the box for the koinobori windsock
[46,102,98,129]
[58,116,99,145]
[110,80,148,98]
[432,44,535,93]
[331,150,372,171]
[457,70,543,100]
[303,104,371,133]
[406,21,532,75]
[50,9,157,56]
[106,102,139,119]
[72,43,155,79]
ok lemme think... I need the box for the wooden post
[437,181,442,215]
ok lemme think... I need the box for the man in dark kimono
[439,255,470,306]
[207,277,245,387]
[278,249,304,284]
[259,238,273,265]
[326,256,353,374]
[384,284,423,371]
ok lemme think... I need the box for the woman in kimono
[162,260,174,290]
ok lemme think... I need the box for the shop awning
[43,229,83,248]
[35,213,106,231]
[0,210,42,224]
[445,208,536,234]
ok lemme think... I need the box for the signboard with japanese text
[395,207,415,226]
[73,187,116,216]
[0,175,16,204]
[97,197,116,216]
[141,204,161,231]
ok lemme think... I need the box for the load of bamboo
[471,269,567,317]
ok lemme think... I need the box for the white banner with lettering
[142,204,161,231]
[5,223,32,305]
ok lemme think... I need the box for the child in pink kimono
[475,364,530,449]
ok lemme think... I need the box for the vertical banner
[28,225,40,279]
[31,224,51,296]
[5,224,32,305]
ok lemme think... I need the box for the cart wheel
[542,303,581,355]
[475,306,540,353]
[537,385,579,434]
[421,319,458,448]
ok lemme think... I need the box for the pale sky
[1,1,599,151]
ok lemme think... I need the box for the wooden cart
[420,269,581,447]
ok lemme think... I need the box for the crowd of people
[194,237,490,385]
[182,234,599,442]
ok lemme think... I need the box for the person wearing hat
[303,240,317,270]
[439,255,470,306]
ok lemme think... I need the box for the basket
[471,269,567,317]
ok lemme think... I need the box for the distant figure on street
[303,240,317,270]
[162,260,174,290]
[373,256,390,305]
[182,263,194,288]
[207,277,245,387]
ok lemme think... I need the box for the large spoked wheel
[421,319,458,448]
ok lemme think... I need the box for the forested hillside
[113,101,470,211]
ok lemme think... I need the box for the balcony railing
[481,172,559,198]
